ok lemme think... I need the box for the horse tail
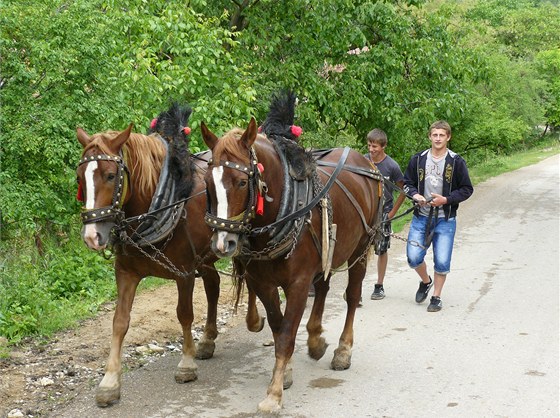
[261,89,298,141]
[149,102,195,200]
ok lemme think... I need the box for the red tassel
[76,183,83,202]
[183,126,191,135]
[256,192,264,215]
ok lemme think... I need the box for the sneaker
[370,284,385,300]
[427,296,442,312]
[415,277,433,303]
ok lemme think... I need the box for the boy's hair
[366,128,388,147]
[429,120,452,137]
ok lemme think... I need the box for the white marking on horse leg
[212,166,230,252]
[83,162,100,249]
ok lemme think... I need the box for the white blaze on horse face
[84,161,98,209]
[212,166,230,253]
[83,161,102,249]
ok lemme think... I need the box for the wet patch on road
[308,377,345,389]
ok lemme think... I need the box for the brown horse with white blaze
[75,103,264,407]
[200,95,383,412]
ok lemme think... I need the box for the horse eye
[238,179,248,188]
[107,173,116,181]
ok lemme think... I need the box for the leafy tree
[1,0,558,342]
[535,49,560,128]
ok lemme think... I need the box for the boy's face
[368,141,385,159]
[429,128,450,152]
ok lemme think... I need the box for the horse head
[75,124,133,251]
[201,117,260,258]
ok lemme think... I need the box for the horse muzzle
[81,221,114,251]
[210,231,240,258]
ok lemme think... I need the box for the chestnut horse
[75,103,263,407]
[200,98,383,412]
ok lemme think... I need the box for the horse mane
[262,89,315,179]
[149,102,196,200]
[216,128,253,164]
[85,132,165,197]
[261,89,297,140]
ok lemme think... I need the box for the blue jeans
[407,214,456,274]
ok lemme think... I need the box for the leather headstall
[78,154,129,225]
[205,148,265,234]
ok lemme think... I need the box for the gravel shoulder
[0,279,244,417]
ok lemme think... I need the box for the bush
[0,229,115,343]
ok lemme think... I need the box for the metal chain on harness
[111,222,214,280]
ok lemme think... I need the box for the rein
[376,176,434,250]
[204,146,351,238]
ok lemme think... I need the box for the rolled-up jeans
[406,214,456,274]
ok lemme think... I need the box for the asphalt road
[58,155,559,418]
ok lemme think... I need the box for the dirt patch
[0,279,244,417]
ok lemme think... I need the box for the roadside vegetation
[1,0,559,345]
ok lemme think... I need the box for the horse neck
[253,137,284,225]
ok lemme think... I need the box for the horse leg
[257,283,308,413]
[96,268,141,407]
[174,276,199,383]
[195,266,219,360]
[233,261,265,332]
[246,286,265,332]
[331,257,366,371]
[306,274,331,360]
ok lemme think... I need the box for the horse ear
[200,121,219,150]
[240,117,258,148]
[76,127,92,148]
[111,123,133,151]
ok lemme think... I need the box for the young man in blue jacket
[403,121,473,312]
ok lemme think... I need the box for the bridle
[204,148,266,234]
[77,153,129,225]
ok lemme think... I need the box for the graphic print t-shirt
[419,151,446,217]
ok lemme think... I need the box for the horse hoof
[247,316,266,333]
[308,338,328,360]
[258,396,282,413]
[331,347,352,371]
[96,388,120,407]
[175,367,198,383]
[283,369,293,390]
[195,340,216,360]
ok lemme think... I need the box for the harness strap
[250,146,351,236]
[424,206,439,247]
[316,167,372,232]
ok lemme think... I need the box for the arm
[403,156,419,199]
[388,180,406,219]
[447,158,474,205]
